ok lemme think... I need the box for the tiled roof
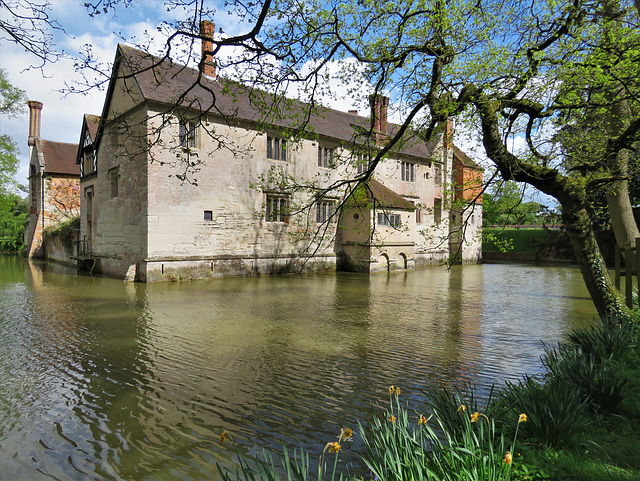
[117,44,439,161]
[85,114,101,141]
[453,145,482,170]
[345,179,415,211]
[41,140,80,175]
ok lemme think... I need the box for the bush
[498,376,590,449]
[542,344,633,413]
[565,317,635,362]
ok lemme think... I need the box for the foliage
[44,216,80,250]
[497,376,590,449]
[482,229,549,254]
[0,193,27,251]
[483,182,547,227]
[565,316,635,362]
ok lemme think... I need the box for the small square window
[204,210,213,221]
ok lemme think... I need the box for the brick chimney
[369,94,389,144]
[27,100,43,146]
[442,117,453,148]
[348,109,359,115]
[200,20,216,78]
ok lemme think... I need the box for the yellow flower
[388,385,395,394]
[220,431,228,444]
[324,442,341,453]
[418,414,428,425]
[470,412,480,423]
[518,413,527,423]
[503,452,513,465]
[388,415,397,423]
[457,404,466,413]
[395,387,401,396]
[340,427,353,440]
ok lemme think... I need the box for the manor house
[70,21,482,282]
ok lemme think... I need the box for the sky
[0,0,555,208]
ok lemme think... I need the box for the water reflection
[0,255,597,480]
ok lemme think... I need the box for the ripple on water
[0,260,597,480]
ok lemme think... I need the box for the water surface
[0,255,597,480]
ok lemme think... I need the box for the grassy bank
[483,228,552,253]
[216,316,640,480]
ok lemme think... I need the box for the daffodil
[418,414,427,425]
[518,413,527,423]
[503,452,513,465]
[388,385,395,394]
[470,411,480,423]
[324,442,341,453]
[457,404,466,413]
[340,427,353,440]
[220,431,228,444]
[395,387,401,395]
[388,415,396,423]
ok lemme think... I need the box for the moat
[0,255,597,480]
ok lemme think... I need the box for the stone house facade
[23,101,81,259]
[78,26,482,281]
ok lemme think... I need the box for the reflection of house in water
[23,101,81,258]
[30,22,483,282]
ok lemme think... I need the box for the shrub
[542,344,633,413]
[498,376,589,449]
[565,317,634,362]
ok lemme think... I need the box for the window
[266,195,289,222]
[204,210,213,221]
[179,120,197,148]
[316,201,335,223]
[434,198,442,224]
[377,212,402,227]
[356,153,368,174]
[318,146,334,168]
[416,208,422,224]
[435,164,442,184]
[109,167,119,198]
[267,136,287,161]
[401,161,415,182]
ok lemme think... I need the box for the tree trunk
[473,93,631,321]
[562,199,631,320]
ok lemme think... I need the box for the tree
[483,181,545,227]
[3,0,640,319]
[0,69,27,250]
[0,68,26,194]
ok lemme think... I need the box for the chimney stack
[28,100,43,146]
[348,109,359,115]
[441,117,453,149]
[369,94,389,144]
[200,20,216,79]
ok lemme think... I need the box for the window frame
[315,200,336,223]
[267,135,287,161]
[265,194,290,223]
[317,146,334,168]
[179,120,198,148]
[109,167,119,198]
[400,161,415,182]
[377,211,402,227]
